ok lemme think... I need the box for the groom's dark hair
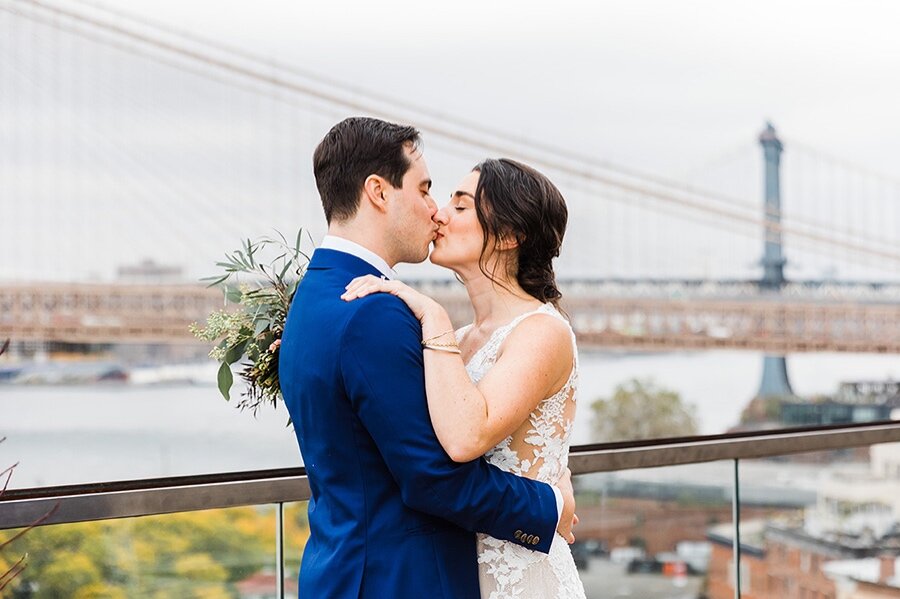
[313,117,421,223]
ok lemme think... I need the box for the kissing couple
[279,116,586,599]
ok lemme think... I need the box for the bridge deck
[2,282,898,353]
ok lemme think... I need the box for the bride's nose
[433,206,450,226]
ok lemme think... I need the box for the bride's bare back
[459,303,585,599]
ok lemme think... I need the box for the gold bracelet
[424,339,459,348]
[422,329,455,346]
[423,344,462,354]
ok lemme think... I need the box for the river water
[1,351,897,489]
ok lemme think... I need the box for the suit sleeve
[339,295,558,554]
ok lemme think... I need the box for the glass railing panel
[728,442,900,599]
[575,353,899,447]
[0,504,280,598]
[574,461,735,599]
[0,383,303,489]
[281,501,311,590]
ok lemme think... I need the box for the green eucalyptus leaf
[258,331,275,352]
[225,340,249,364]
[278,260,292,281]
[253,319,269,336]
[225,287,243,304]
[201,274,230,288]
[217,362,234,400]
[246,239,257,268]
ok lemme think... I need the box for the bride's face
[429,171,486,272]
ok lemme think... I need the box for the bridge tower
[757,123,795,398]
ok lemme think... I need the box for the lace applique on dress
[458,304,586,599]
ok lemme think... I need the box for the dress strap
[505,303,559,330]
[454,323,473,341]
[460,303,577,370]
[494,303,574,349]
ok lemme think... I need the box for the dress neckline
[459,303,556,367]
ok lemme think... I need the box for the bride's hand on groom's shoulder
[341,275,437,323]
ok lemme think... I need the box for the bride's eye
[455,206,466,212]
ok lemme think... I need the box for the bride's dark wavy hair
[471,158,568,307]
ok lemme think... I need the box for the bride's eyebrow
[452,191,475,200]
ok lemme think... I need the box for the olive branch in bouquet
[190,230,312,414]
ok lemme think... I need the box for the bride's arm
[342,275,573,462]
[419,304,573,462]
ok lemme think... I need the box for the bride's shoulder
[503,307,574,358]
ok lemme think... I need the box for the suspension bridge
[1,0,899,386]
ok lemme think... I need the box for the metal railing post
[276,502,285,599]
[732,458,742,599]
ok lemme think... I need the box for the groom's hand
[556,467,577,544]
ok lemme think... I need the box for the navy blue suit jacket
[279,248,558,599]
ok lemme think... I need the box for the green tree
[591,378,698,442]
[2,505,287,598]
[40,551,102,596]
[72,583,128,599]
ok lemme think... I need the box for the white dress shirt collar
[319,235,397,280]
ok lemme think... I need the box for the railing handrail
[2,421,900,530]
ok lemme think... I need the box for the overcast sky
[2,0,898,281]
[113,0,900,175]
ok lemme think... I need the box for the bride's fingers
[341,277,393,301]
[344,280,371,295]
[341,283,370,300]
[345,276,377,291]
[345,275,379,291]
[342,284,377,300]
[345,274,378,288]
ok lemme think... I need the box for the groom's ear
[362,175,390,213]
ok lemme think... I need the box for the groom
[279,117,576,598]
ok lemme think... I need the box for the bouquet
[190,230,310,414]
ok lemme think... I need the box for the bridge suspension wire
[1,25,242,248]
[5,0,900,281]
[9,0,900,272]
[1,2,306,280]
[0,14,276,266]
[38,0,900,273]
[65,0,900,271]
[787,139,900,190]
[783,138,900,274]
[0,4,816,227]
[560,176,900,272]
[60,0,780,215]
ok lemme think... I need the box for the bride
[342,158,586,599]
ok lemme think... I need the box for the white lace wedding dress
[458,303,586,599]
